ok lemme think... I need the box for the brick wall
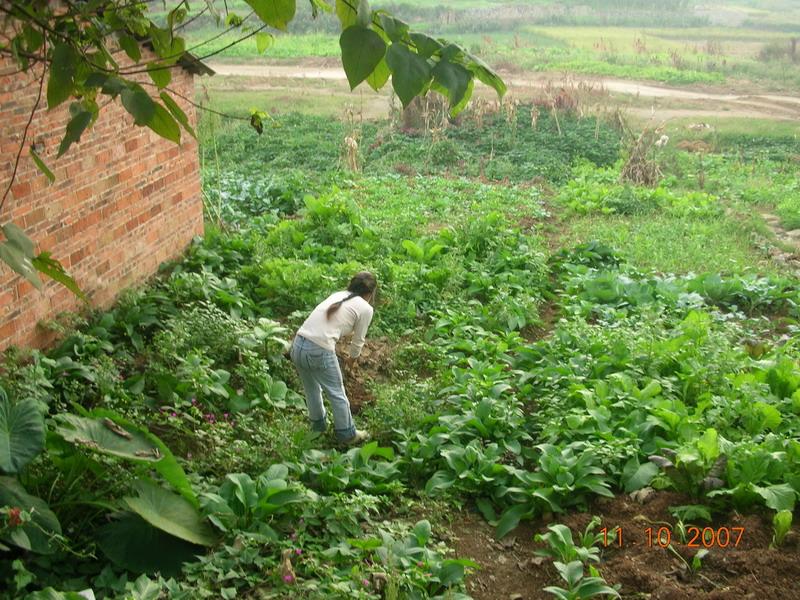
[0,51,205,350]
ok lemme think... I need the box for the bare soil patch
[448,492,800,600]
[336,337,394,414]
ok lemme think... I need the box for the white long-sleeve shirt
[297,291,374,358]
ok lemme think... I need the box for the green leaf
[147,102,181,144]
[30,149,54,183]
[244,0,296,31]
[366,57,391,91]
[84,408,197,506]
[121,86,155,126]
[378,14,409,42]
[32,252,88,302]
[0,398,45,474]
[386,43,432,107]
[123,480,215,546]
[255,32,274,54]
[2,223,34,257]
[697,428,719,463]
[438,559,476,587]
[339,26,387,91]
[754,483,797,512]
[0,477,61,554]
[335,0,358,27]
[412,519,431,545]
[410,33,444,58]
[57,105,92,157]
[755,402,782,431]
[432,59,472,113]
[622,460,658,493]
[0,223,42,288]
[495,504,530,539]
[465,51,507,98]
[118,34,142,62]
[97,512,202,576]
[772,509,793,547]
[55,413,162,460]
[47,43,78,109]
[146,63,172,89]
[160,92,196,139]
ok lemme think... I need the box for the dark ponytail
[326,271,377,319]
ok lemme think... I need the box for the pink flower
[361,579,370,587]
[191,397,197,405]
[171,412,177,417]
[282,574,295,584]
[295,548,302,555]
[416,561,424,568]
[290,532,297,540]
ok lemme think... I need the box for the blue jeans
[290,335,356,440]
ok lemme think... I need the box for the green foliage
[544,561,620,599]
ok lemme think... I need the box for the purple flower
[191,397,197,405]
[295,548,302,555]
[171,412,177,417]
[362,579,370,587]
[282,574,295,584]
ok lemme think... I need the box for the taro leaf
[123,480,215,546]
[55,413,161,461]
[97,512,203,576]
[32,252,88,302]
[0,398,45,474]
[56,410,197,506]
[622,460,659,493]
[0,476,62,554]
[386,43,432,107]
[339,26,386,90]
[245,0,296,31]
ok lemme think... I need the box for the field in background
[160,0,800,90]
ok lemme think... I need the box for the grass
[557,213,779,275]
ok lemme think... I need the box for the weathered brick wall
[0,52,205,350]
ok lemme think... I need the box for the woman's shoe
[342,430,370,446]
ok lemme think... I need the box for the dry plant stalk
[620,125,666,186]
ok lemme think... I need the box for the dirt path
[448,491,800,600]
[206,61,800,122]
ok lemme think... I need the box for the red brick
[0,53,203,351]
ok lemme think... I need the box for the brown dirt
[448,491,800,600]
[336,337,394,414]
[206,61,800,123]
